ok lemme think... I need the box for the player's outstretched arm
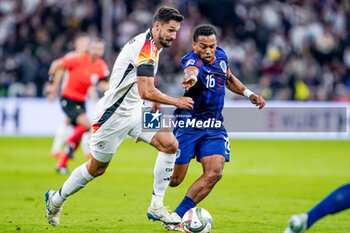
[226,71,265,110]
[46,59,65,100]
[181,67,199,91]
[137,76,194,110]
[249,92,266,110]
[48,58,64,77]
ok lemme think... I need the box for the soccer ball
[182,207,213,233]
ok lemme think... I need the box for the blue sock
[174,196,196,218]
[307,183,350,228]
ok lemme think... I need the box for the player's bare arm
[46,59,65,100]
[137,76,194,110]
[48,58,63,76]
[181,67,199,90]
[226,71,266,109]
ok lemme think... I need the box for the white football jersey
[93,29,161,127]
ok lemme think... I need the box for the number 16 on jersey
[205,74,215,88]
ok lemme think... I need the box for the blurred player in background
[284,183,350,233]
[47,34,93,159]
[46,38,109,174]
[162,24,265,231]
[44,6,194,227]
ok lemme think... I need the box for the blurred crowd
[1,0,350,101]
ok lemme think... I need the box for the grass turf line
[0,138,349,232]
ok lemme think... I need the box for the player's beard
[158,33,173,48]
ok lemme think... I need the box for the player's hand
[152,102,161,111]
[176,97,194,110]
[45,83,57,101]
[181,76,197,91]
[249,94,265,110]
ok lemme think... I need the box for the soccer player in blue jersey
[162,24,265,231]
[284,183,350,233]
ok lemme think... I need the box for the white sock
[150,151,176,208]
[51,123,70,154]
[52,163,94,206]
[80,132,91,156]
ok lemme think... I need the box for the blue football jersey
[174,47,229,125]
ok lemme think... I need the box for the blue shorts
[174,127,230,165]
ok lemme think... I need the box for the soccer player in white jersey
[44,6,194,227]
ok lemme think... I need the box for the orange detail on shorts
[92,123,101,134]
[61,53,109,102]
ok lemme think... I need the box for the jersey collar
[209,56,216,64]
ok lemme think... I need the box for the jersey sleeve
[224,56,230,77]
[181,52,202,72]
[226,67,231,77]
[217,47,230,76]
[61,53,80,69]
[135,40,158,77]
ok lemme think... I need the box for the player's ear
[192,41,196,49]
[154,21,161,32]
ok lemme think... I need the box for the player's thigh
[76,113,91,130]
[174,130,199,165]
[130,120,178,153]
[90,113,132,163]
[128,110,158,145]
[197,133,230,163]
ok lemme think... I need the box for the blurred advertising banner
[222,107,347,133]
[224,101,350,139]
[0,97,349,139]
[0,98,97,136]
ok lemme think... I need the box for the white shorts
[89,107,156,163]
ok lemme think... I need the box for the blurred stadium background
[0,0,350,101]
[1,0,350,137]
[1,0,350,232]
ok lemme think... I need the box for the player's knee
[169,180,179,187]
[206,170,223,186]
[162,139,178,154]
[83,125,91,131]
[169,175,183,187]
[90,167,106,177]
[87,163,108,177]
[80,122,91,131]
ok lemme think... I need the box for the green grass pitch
[0,137,349,232]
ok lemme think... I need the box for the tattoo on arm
[184,68,199,80]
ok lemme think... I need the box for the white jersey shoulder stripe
[92,29,161,119]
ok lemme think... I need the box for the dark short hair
[74,33,89,41]
[193,24,217,42]
[153,6,184,24]
[89,37,105,44]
